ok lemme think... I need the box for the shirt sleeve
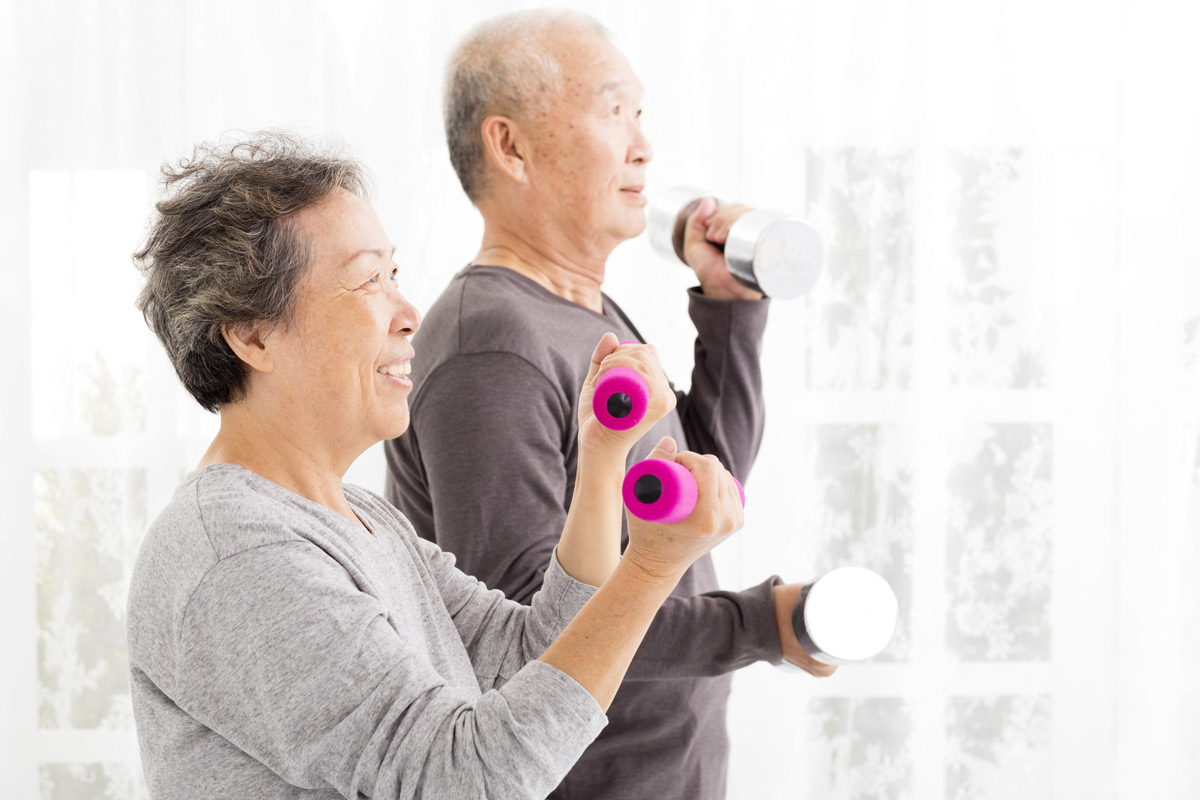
[674,286,771,482]
[393,352,573,605]
[175,541,606,800]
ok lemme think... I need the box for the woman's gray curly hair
[133,131,369,412]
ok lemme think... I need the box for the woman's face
[261,188,420,458]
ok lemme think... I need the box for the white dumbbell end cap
[802,567,899,664]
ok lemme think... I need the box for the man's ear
[221,322,276,375]
[480,114,529,186]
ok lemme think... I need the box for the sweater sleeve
[391,350,784,679]
[674,287,771,482]
[411,534,602,688]
[175,541,606,800]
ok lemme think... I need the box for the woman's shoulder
[343,483,420,540]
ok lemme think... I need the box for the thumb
[685,197,718,249]
[585,332,621,386]
[690,196,717,226]
[646,435,678,460]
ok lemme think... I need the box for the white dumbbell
[783,567,899,667]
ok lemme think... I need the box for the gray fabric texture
[127,464,607,800]
[384,265,784,800]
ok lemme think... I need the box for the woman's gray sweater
[126,464,606,799]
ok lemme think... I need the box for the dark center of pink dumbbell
[633,473,664,504]
[606,392,635,419]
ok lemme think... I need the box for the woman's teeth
[377,363,411,377]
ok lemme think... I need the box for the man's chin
[621,210,648,241]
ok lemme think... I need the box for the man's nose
[630,123,653,165]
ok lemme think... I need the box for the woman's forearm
[554,446,628,588]
[538,557,683,710]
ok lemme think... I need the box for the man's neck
[472,218,609,314]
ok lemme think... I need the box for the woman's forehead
[296,190,392,272]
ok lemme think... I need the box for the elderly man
[384,10,833,800]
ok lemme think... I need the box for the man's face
[525,30,654,248]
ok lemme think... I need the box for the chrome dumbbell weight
[648,186,824,300]
[786,567,899,665]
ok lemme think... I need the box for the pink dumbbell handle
[623,458,745,524]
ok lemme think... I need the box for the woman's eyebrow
[343,245,398,268]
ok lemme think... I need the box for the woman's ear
[480,114,529,186]
[221,322,276,374]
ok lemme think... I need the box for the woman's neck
[198,404,364,529]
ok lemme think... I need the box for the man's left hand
[681,197,765,302]
[772,583,838,678]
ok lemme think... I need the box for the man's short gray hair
[133,131,369,412]
[444,9,610,204]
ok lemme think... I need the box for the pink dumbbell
[622,458,745,524]
[593,340,649,430]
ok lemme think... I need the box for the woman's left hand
[577,332,677,457]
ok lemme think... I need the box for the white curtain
[1,0,1196,797]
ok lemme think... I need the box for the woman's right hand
[621,448,745,583]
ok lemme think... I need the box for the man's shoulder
[453,265,560,347]
[417,265,594,379]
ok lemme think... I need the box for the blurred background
[1,0,1198,797]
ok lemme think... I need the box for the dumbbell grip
[670,198,725,263]
[623,458,745,524]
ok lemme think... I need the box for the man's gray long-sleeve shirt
[385,265,784,800]
[126,464,607,799]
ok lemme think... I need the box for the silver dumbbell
[647,186,824,299]
[782,567,899,668]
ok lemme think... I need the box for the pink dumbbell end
[594,366,649,430]
[623,459,698,524]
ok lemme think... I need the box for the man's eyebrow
[343,245,397,268]
[596,79,645,103]
[596,79,625,95]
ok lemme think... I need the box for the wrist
[618,543,688,589]
[698,281,765,302]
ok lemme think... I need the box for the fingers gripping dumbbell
[622,458,745,524]
[593,340,650,430]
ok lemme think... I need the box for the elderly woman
[125,133,746,800]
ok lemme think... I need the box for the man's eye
[389,266,399,281]
[367,273,380,284]
[611,105,621,115]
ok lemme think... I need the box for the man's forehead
[550,29,640,96]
